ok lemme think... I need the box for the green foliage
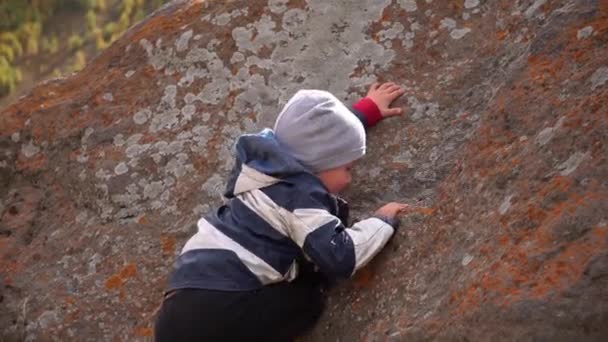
[0,32,23,57]
[19,22,41,55]
[69,50,87,73]
[134,9,145,22]
[151,0,166,8]
[0,0,171,97]
[0,56,22,97]
[82,0,97,9]
[61,0,96,11]
[117,13,131,34]
[93,29,107,51]
[96,0,106,11]
[103,22,117,40]
[0,32,24,62]
[68,33,84,51]
[86,9,97,33]
[42,36,59,54]
[0,45,15,62]
[0,1,42,31]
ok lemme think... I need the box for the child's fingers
[397,204,412,213]
[388,88,405,99]
[380,82,395,90]
[387,85,403,93]
[370,82,380,91]
[393,204,410,214]
[381,85,403,97]
[384,107,403,117]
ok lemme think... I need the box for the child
[155,82,410,341]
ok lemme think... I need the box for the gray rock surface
[1,0,607,340]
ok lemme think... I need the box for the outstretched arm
[287,197,409,278]
[351,82,406,128]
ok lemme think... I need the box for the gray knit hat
[273,89,366,172]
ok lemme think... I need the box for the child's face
[316,162,354,194]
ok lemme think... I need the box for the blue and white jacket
[168,99,395,291]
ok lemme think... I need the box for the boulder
[1,0,607,340]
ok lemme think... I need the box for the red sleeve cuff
[352,97,383,127]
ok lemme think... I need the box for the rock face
[1,0,607,340]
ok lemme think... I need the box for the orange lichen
[134,327,153,337]
[0,256,18,271]
[105,275,122,290]
[160,234,176,257]
[128,1,205,42]
[527,55,565,84]
[495,30,509,41]
[450,190,607,316]
[120,264,137,278]
[0,260,19,285]
[15,153,48,171]
[449,67,605,310]
[138,215,148,225]
[387,162,409,171]
[447,0,463,11]
[539,176,573,196]
[405,207,435,217]
[526,204,546,222]
[0,237,9,253]
[528,225,607,298]
[105,263,137,291]
[353,267,375,289]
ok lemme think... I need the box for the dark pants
[154,273,325,342]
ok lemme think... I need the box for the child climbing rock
[155,82,410,341]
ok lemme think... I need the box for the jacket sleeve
[350,97,383,128]
[286,202,395,278]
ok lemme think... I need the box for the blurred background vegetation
[0,0,169,107]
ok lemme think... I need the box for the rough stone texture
[1,0,607,340]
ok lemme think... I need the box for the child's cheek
[342,178,351,192]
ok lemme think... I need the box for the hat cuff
[304,147,366,172]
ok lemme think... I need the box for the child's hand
[374,202,411,231]
[366,82,406,118]
[374,202,411,219]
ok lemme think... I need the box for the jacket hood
[223,129,314,197]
